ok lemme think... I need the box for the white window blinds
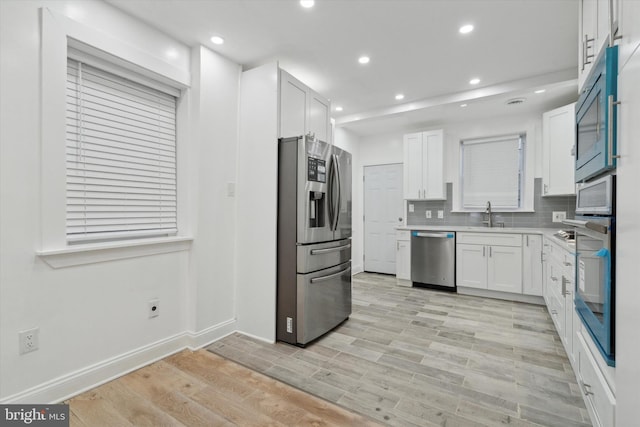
[461,134,524,209]
[66,58,178,242]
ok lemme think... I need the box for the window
[460,134,525,210]
[66,57,178,242]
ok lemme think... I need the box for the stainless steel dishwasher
[410,231,456,291]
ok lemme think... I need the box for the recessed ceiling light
[534,89,546,94]
[335,106,343,112]
[460,104,468,108]
[469,78,480,85]
[395,94,405,100]
[358,56,370,64]
[165,49,178,59]
[300,0,315,8]
[459,24,474,34]
[211,36,225,45]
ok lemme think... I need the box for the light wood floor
[66,349,381,426]
[209,273,592,427]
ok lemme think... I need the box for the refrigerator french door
[277,136,352,346]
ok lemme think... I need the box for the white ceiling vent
[506,98,526,106]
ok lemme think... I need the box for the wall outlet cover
[409,204,414,213]
[552,211,567,222]
[437,210,444,219]
[426,210,432,219]
[148,298,160,318]
[19,328,39,355]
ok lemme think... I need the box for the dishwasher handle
[412,232,455,239]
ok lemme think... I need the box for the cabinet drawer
[577,333,616,427]
[457,232,522,247]
[396,230,411,241]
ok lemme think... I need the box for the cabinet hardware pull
[526,235,529,246]
[609,0,623,46]
[483,246,486,257]
[489,246,492,257]
[563,261,572,266]
[551,276,558,282]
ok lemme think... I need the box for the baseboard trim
[185,318,238,350]
[0,319,238,405]
[457,287,545,305]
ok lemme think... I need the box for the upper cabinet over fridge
[279,69,331,143]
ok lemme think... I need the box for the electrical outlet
[19,328,39,354]
[426,210,432,219]
[438,210,444,219]
[552,211,567,223]
[148,299,160,318]
[408,204,414,213]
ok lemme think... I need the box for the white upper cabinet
[403,130,445,200]
[279,69,330,142]
[542,103,576,196]
[579,0,607,92]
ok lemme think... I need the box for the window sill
[37,236,193,269]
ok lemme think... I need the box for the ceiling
[106,0,580,136]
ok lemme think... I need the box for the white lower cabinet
[522,234,543,296]
[577,332,616,427]
[395,230,411,286]
[542,236,614,427]
[456,233,522,293]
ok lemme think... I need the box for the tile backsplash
[406,179,576,229]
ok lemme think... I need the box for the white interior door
[364,164,403,274]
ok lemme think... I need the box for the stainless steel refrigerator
[277,136,352,346]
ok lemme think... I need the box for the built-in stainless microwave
[575,174,614,215]
[575,45,618,183]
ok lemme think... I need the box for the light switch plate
[426,210,432,219]
[437,210,444,219]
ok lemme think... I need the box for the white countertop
[397,225,576,253]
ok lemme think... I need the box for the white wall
[235,63,279,341]
[0,0,239,403]
[347,112,542,273]
[187,46,241,334]
[615,40,640,425]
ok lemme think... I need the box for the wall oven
[563,174,615,366]
[575,45,619,183]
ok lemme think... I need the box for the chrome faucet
[483,201,493,227]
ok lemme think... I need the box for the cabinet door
[579,0,599,92]
[542,104,576,196]
[403,133,424,199]
[309,89,330,142]
[396,240,411,281]
[456,244,487,289]
[280,70,307,138]
[522,235,543,296]
[487,245,523,294]
[423,129,445,199]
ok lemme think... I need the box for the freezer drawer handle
[310,266,351,283]
[310,243,352,255]
[413,232,454,238]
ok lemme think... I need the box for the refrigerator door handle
[310,266,351,283]
[327,156,335,230]
[333,154,342,231]
[310,243,351,255]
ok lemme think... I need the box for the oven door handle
[562,219,609,234]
